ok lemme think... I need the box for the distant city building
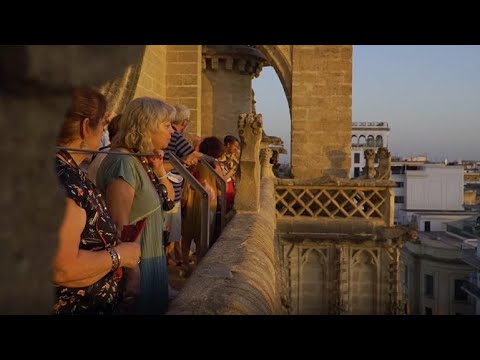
[402,155,428,163]
[464,168,480,185]
[464,190,477,206]
[350,123,480,315]
[392,162,466,227]
[446,217,480,314]
[350,122,390,178]
[401,230,475,315]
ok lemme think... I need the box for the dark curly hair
[199,136,225,159]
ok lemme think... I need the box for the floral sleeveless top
[54,153,122,315]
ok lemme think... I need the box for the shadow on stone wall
[327,149,349,178]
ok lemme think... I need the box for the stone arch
[352,135,358,145]
[202,45,352,180]
[255,45,292,114]
[300,248,328,314]
[350,249,378,314]
[367,135,375,147]
[376,135,383,147]
[352,248,378,265]
[358,135,366,146]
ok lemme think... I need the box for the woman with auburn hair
[54,87,141,315]
[96,97,174,314]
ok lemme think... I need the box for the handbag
[121,218,147,243]
[116,219,146,313]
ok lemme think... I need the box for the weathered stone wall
[0,45,143,313]
[101,45,203,131]
[200,45,265,140]
[165,45,202,135]
[100,49,144,116]
[281,237,405,315]
[167,177,284,315]
[201,70,251,139]
[290,45,352,180]
[133,45,168,99]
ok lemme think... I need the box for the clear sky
[253,45,480,163]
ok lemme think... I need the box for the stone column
[201,45,266,139]
[290,46,352,180]
[338,245,349,314]
[386,243,403,315]
[385,187,396,227]
[235,113,263,213]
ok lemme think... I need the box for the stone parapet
[275,176,397,227]
[167,177,283,315]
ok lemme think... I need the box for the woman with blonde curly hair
[96,97,174,314]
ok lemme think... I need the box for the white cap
[167,172,183,184]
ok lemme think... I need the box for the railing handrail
[199,157,227,233]
[168,153,210,261]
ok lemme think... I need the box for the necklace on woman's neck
[57,149,81,171]
[56,148,108,215]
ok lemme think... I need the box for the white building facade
[392,163,465,226]
[350,122,390,178]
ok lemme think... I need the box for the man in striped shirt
[163,104,202,266]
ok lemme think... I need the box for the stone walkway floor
[168,265,188,291]
[167,259,197,302]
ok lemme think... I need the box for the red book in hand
[121,218,147,243]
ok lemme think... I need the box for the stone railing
[275,178,395,227]
[167,176,283,315]
[276,186,387,220]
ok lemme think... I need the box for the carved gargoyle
[360,148,376,179]
[260,147,275,179]
[376,147,391,180]
[261,130,284,147]
[260,147,273,166]
[238,113,263,161]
